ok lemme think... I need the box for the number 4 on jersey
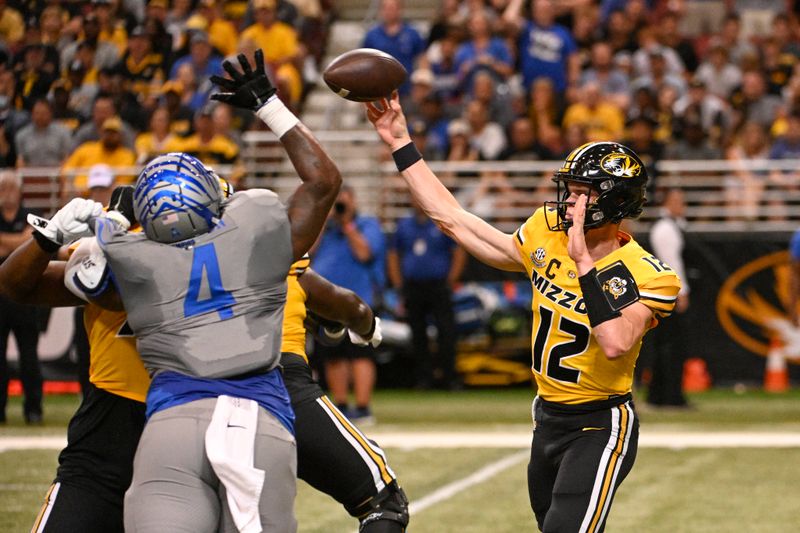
[184,243,236,320]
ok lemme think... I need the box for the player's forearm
[281,124,342,259]
[0,238,61,303]
[306,283,374,336]
[400,160,522,271]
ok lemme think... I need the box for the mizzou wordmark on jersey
[514,207,680,404]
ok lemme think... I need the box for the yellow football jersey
[514,207,681,404]
[83,304,150,402]
[68,232,150,403]
[280,256,311,362]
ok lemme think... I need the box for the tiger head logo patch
[603,276,628,299]
[600,153,641,178]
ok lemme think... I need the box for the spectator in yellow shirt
[61,117,136,197]
[199,0,239,57]
[241,0,302,105]
[135,106,176,164]
[165,105,239,167]
[0,0,24,48]
[562,82,625,142]
[93,0,128,56]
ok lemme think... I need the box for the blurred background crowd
[0,0,797,221]
[0,0,336,195]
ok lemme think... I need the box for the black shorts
[528,394,639,533]
[281,352,396,511]
[33,383,146,533]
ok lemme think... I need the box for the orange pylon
[764,339,790,393]
[683,358,711,392]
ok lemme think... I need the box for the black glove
[109,185,136,225]
[210,49,276,111]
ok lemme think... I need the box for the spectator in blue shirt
[503,0,579,93]
[769,112,800,193]
[363,0,425,95]
[387,200,466,389]
[168,31,223,110]
[454,10,513,94]
[312,186,386,423]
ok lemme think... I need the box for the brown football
[323,48,408,102]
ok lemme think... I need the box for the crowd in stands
[366,0,800,220]
[2,0,800,219]
[0,0,333,197]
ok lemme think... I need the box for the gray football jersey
[98,189,293,378]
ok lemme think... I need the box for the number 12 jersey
[514,208,681,404]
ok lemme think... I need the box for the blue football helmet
[134,153,223,244]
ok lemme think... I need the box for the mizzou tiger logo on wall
[716,250,796,358]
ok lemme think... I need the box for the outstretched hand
[365,92,411,150]
[567,194,593,273]
[210,49,276,111]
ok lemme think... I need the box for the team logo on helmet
[603,277,628,299]
[531,247,546,268]
[600,153,642,178]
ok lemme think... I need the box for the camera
[334,202,346,215]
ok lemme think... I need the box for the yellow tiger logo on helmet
[600,153,642,178]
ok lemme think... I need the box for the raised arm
[281,125,342,260]
[211,50,341,261]
[366,94,524,272]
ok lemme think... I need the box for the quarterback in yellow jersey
[367,94,680,533]
[279,257,409,532]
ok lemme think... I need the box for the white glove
[28,198,104,246]
[348,317,382,348]
[64,238,111,300]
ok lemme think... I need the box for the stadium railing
[20,131,800,235]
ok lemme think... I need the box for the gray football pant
[124,398,297,533]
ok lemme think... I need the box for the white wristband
[255,95,299,138]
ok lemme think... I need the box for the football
[322,48,408,102]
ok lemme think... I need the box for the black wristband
[579,268,622,328]
[32,230,61,254]
[392,142,422,172]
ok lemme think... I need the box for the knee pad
[347,481,409,533]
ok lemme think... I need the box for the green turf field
[3,388,800,532]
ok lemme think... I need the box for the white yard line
[5,431,800,454]
[409,449,530,514]
[0,436,66,453]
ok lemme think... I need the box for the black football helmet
[545,141,648,231]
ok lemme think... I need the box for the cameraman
[312,185,386,424]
